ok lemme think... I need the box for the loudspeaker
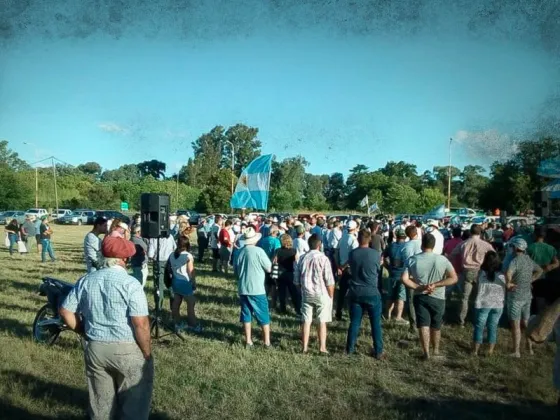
[534,190,550,217]
[140,193,170,238]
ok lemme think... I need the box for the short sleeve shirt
[236,246,272,295]
[61,266,148,342]
[528,242,557,267]
[507,254,540,301]
[405,252,454,300]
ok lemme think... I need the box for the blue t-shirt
[388,241,407,279]
[400,239,422,266]
[348,247,381,298]
[258,236,281,260]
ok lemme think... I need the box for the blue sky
[1,1,558,176]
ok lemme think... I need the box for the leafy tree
[195,168,232,213]
[325,173,346,210]
[77,162,102,178]
[269,156,308,210]
[101,164,142,182]
[191,126,225,188]
[0,140,30,171]
[222,124,262,173]
[0,164,33,209]
[137,160,166,180]
[458,165,488,208]
[383,184,419,214]
[303,174,328,210]
[417,188,447,213]
[381,161,418,179]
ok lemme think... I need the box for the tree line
[0,130,558,214]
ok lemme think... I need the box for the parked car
[176,210,201,226]
[25,208,49,219]
[462,215,500,231]
[0,210,26,225]
[95,210,130,225]
[59,210,96,226]
[50,209,72,219]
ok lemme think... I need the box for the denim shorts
[172,278,194,297]
[507,297,531,322]
[413,294,445,329]
[239,294,270,326]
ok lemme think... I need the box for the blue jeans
[473,308,503,344]
[8,233,18,255]
[41,239,55,262]
[346,295,384,357]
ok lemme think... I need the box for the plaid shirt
[294,250,335,298]
[62,265,149,342]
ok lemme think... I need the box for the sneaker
[394,318,410,326]
[244,342,254,350]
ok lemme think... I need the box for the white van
[25,208,49,218]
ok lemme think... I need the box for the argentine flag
[424,204,446,220]
[230,154,273,210]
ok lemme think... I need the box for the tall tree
[269,156,308,211]
[137,160,166,179]
[191,126,225,188]
[222,124,262,173]
[77,162,102,178]
[325,172,346,210]
[303,174,328,210]
[381,161,418,179]
[0,140,30,171]
[101,164,142,182]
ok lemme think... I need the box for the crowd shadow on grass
[388,395,555,420]
[0,301,37,314]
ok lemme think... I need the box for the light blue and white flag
[359,195,369,208]
[424,204,446,220]
[230,154,273,210]
[538,158,560,178]
[544,179,560,199]
[368,202,379,214]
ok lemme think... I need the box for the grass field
[0,226,558,419]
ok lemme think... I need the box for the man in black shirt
[346,229,385,359]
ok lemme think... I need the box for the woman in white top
[169,236,201,332]
[472,250,506,356]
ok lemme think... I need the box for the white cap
[348,220,358,230]
[294,221,303,227]
[118,222,129,231]
[426,219,439,227]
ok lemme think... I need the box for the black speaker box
[140,193,170,238]
[534,190,550,217]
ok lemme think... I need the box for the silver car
[0,211,26,225]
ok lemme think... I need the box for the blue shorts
[172,278,194,297]
[239,295,270,326]
[389,277,407,302]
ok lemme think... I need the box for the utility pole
[447,137,452,210]
[226,140,235,195]
[52,157,59,214]
[23,142,39,207]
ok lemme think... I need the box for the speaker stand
[149,237,185,342]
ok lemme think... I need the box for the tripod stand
[149,237,185,341]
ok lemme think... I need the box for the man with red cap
[60,236,153,420]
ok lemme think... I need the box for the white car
[25,208,49,219]
[462,216,500,231]
[51,209,72,219]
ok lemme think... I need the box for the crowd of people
[42,211,560,419]
[3,214,56,262]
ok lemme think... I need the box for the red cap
[102,236,136,259]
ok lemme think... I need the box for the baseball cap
[427,219,439,227]
[348,220,358,230]
[295,225,305,235]
[395,228,407,238]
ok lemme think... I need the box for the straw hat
[241,227,261,246]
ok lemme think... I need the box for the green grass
[0,226,557,419]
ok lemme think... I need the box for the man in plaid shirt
[294,234,335,354]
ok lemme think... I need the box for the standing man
[346,229,385,359]
[196,218,209,263]
[60,236,153,419]
[218,219,234,275]
[33,215,42,254]
[20,215,36,254]
[234,227,272,348]
[335,220,359,320]
[209,215,223,272]
[401,234,458,360]
[84,216,108,273]
[425,219,444,255]
[326,220,342,275]
[400,225,422,330]
[452,225,494,327]
[367,221,385,253]
[384,228,409,324]
[39,216,56,263]
[148,233,177,311]
[294,234,335,354]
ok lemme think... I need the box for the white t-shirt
[475,271,506,309]
[169,251,193,283]
[293,237,310,256]
[427,227,444,255]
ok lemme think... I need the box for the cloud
[453,129,518,163]
[98,122,129,134]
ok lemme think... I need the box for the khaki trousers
[85,341,154,420]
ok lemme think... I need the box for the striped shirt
[294,250,335,298]
[62,265,149,342]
